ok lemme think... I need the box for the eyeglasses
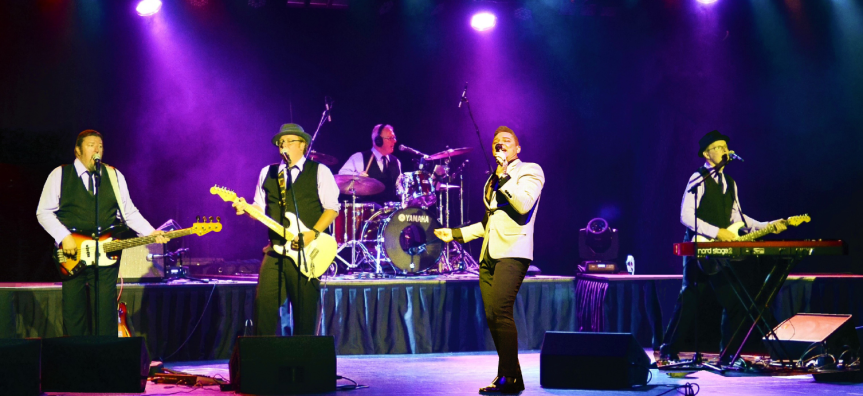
[279,139,304,147]
[380,136,396,141]
[706,145,728,153]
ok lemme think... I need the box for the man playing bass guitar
[36,130,169,336]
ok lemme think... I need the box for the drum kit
[324,146,479,276]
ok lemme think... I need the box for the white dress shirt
[680,162,772,240]
[338,147,402,176]
[36,158,157,245]
[252,156,341,216]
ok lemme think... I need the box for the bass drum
[361,207,443,273]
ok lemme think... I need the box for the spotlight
[577,218,619,273]
[696,0,718,4]
[470,12,497,32]
[136,0,162,16]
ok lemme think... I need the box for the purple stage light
[471,12,497,32]
[696,0,718,4]
[136,0,162,16]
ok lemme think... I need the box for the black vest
[262,161,324,245]
[684,167,736,241]
[55,164,121,236]
[360,150,400,203]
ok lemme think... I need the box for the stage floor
[41,350,862,395]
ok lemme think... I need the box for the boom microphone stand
[92,157,103,336]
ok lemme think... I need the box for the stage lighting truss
[287,0,349,8]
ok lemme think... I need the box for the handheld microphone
[280,148,292,166]
[494,144,502,152]
[458,83,468,108]
[324,99,332,122]
[728,151,744,162]
[399,144,428,157]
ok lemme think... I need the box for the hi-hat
[309,150,338,166]
[334,174,385,196]
[426,147,473,161]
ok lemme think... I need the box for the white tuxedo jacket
[458,159,544,261]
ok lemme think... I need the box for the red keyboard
[674,240,847,258]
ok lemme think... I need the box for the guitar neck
[102,228,195,253]
[239,201,288,238]
[736,223,775,242]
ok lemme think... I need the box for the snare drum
[395,171,437,208]
[360,207,443,273]
[333,202,380,244]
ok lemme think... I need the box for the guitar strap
[104,164,128,223]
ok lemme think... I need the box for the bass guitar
[54,220,222,279]
[210,186,337,279]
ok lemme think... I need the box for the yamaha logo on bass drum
[398,213,430,223]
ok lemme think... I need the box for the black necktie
[382,156,389,172]
[718,173,724,193]
[87,171,95,196]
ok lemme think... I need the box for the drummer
[338,124,402,204]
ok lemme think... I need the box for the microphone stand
[306,97,333,159]
[284,157,309,335]
[92,160,102,336]
[459,87,493,175]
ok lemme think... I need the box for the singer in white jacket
[435,126,545,394]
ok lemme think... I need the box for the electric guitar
[693,214,811,242]
[693,214,810,275]
[210,186,337,279]
[53,220,222,280]
[118,302,131,337]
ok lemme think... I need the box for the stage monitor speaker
[230,336,336,395]
[763,313,859,362]
[0,338,41,396]
[540,331,650,390]
[41,336,149,393]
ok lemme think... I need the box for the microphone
[458,83,468,108]
[728,151,744,162]
[494,144,502,152]
[324,99,332,122]
[280,148,292,166]
[399,144,428,157]
[93,153,102,166]
[147,248,189,261]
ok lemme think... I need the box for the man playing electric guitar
[233,123,340,336]
[36,130,169,336]
[659,130,789,365]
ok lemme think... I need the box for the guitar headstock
[192,216,223,236]
[787,214,811,227]
[210,185,238,203]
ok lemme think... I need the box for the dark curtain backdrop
[2,0,861,281]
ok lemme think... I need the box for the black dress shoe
[479,376,525,394]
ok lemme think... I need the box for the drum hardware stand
[304,96,333,159]
[334,186,374,271]
[436,158,479,274]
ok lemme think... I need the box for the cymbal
[309,150,338,166]
[334,174,385,196]
[425,147,473,161]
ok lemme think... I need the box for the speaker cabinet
[230,336,336,395]
[540,332,650,389]
[118,243,165,282]
[41,336,150,393]
[764,314,859,362]
[0,339,41,396]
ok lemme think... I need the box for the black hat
[272,123,311,147]
[697,130,729,158]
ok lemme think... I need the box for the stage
[2,273,861,362]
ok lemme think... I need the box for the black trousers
[61,264,119,337]
[662,256,774,357]
[254,249,320,336]
[479,256,530,379]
